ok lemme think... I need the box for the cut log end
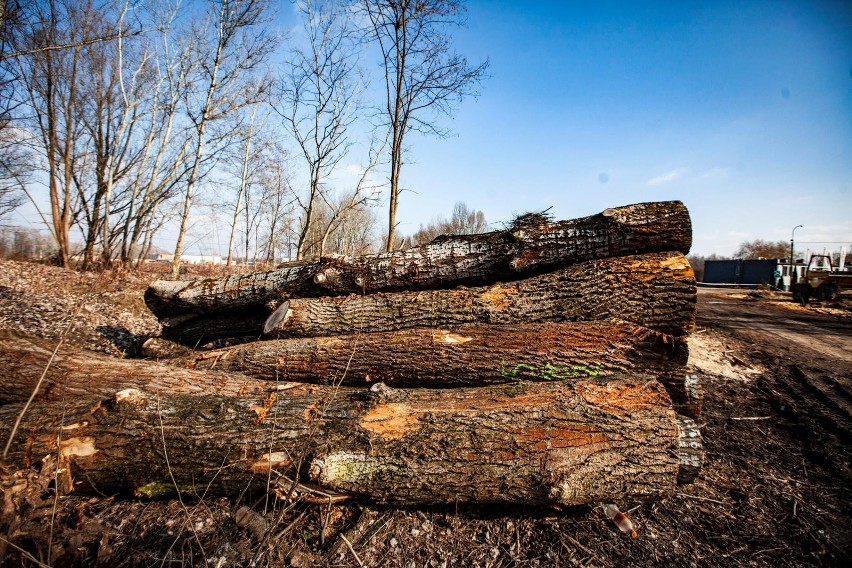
[264,301,291,334]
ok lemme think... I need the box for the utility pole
[790,224,803,290]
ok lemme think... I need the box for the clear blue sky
[13,0,849,259]
[390,0,852,256]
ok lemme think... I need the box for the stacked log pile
[1,201,703,508]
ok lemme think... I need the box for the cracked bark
[179,321,699,417]
[264,252,695,339]
[145,201,692,343]
[0,378,690,506]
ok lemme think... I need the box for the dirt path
[687,288,852,563]
[698,288,851,360]
[696,288,852,476]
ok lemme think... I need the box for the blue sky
[389,0,852,256]
[12,0,850,259]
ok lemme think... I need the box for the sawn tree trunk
[1,377,693,506]
[184,321,683,384]
[263,252,695,339]
[145,201,692,343]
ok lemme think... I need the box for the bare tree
[361,0,487,251]
[15,0,97,266]
[326,192,379,255]
[75,4,153,267]
[255,145,295,263]
[410,201,486,245]
[113,2,200,266]
[298,189,379,258]
[170,0,274,277]
[735,239,790,260]
[224,104,260,266]
[0,117,25,220]
[274,0,366,260]
[0,1,29,219]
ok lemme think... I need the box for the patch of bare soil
[1,268,850,566]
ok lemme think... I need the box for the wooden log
[0,330,270,404]
[145,201,692,341]
[0,323,701,424]
[186,322,687,387]
[264,252,695,339]
[183,321,701,418]
[0,379,690,505]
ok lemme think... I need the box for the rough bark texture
[145,201,692,341]
[0,379,686,506]
[0,331,270,404]
[185,322,688,388]
[264,252,695,339]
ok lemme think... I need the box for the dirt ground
[1,261,851,567]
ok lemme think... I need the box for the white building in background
[148,253,223,265]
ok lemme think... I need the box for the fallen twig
[340,534,364,567]
[676,492,725,505]
[730,416,772,421]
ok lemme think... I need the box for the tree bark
[144,201,693,334]
[264,252,695,339]
[182,321,700,418]
[0,378,690,506]
[0,330,270,404]
[185,322,688,387]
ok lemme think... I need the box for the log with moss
[187,320,672,378]
[263,252,695,339]
[0,377,697,505]
[146,201,692,343]
[184,321,700,418]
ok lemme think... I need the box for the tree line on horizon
[0,0,488,274]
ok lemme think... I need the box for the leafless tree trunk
[116,5,197,265]
[22,0,101,267]
[275,0,368,260]
[170,0,274,277]
[360,0,488,251]
[226,105,259,266]
[75,5,151,268]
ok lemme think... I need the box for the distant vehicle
[792,254,852,304]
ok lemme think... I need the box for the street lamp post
[790,224,803,289]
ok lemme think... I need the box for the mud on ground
[1,262,850,567]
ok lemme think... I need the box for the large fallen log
[186,321,700,418]
[186,322,687,387]
[146,201,692,342]
[1,326,700,419]
[0,330,269,404]
[264,252,695,339]
[1,379,692,505]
